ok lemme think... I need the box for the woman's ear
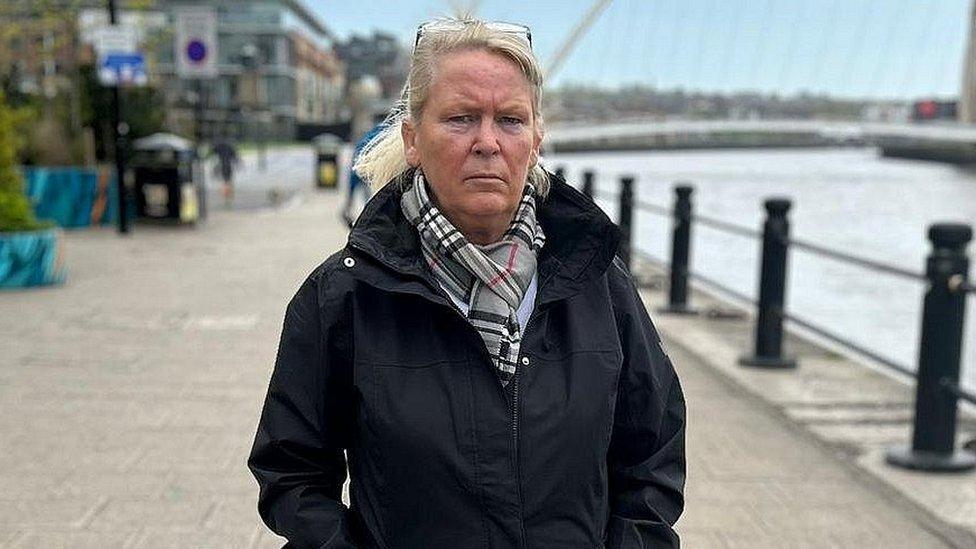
[402,119,420,167]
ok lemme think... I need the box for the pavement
[198,145,350,212]
[0,164,973,547]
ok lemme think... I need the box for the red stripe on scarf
[487,243,520,287]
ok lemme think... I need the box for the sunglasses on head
[413,20,533,51]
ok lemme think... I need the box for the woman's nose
[472,119,501,157]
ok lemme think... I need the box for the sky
[309,0,974,101]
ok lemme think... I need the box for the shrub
[0,89,46,232]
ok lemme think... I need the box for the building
[152,0,344,141]
[291,30,344,126]
[0,9,80,99]
[335,31,407,102]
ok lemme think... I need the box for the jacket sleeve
[605,262,687,549]
[248,273,359,548]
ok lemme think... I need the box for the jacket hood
[346,170,621,305]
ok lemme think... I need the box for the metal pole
[740,198,796,368]
[959,0,976,123]
[617,175,634,270]
[109,0,128,234]
[259,117,267,171]
[582,170,594,199]
[194,78,208,220]
[887,224,975,472]
[660,184,697,314]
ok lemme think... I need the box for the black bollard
[659,184,698,315]
[887,224,975,472]
[582,170,594,199]
[739,198,797,368]
[617,176,634,271]
[553,166,565,182]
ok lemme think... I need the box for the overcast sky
[311,0,972,101]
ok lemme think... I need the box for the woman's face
[402,48,541,240]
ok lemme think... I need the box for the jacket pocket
[359,358,488,549]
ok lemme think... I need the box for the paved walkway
[0,185,959,547]
[670,331,950,548]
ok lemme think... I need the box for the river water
[546,147,976,393]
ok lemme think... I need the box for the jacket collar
[346,170,620,306]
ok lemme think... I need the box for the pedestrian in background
[211,138,240,207]
[249,16,685,549]
[341,123,385,228]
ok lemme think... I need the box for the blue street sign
[187,40,208,63]
[99,52,148,87]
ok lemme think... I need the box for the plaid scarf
[401,170,546,387]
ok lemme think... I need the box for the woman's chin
[457,195,515,219]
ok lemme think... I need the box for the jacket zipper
[511,308,542,549]
[511,367,527,549]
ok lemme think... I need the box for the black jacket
[248,175,686,549]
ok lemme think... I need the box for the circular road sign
[186,40,208,64]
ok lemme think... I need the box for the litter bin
[130,133,199,223]
[313,133,342,189]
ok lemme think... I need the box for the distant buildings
[151,0,345,141]
[335,31,407,102]
[0,8,83,100]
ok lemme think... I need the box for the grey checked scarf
[401,169,546,387]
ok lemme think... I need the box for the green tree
[1,0,163,164]
[77,63,167,162]
[0,89,45,232]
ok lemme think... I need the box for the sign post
[99,0,146,234]
[174,7,218,79]
[174,6,218,220]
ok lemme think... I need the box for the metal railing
[569,168,976,472]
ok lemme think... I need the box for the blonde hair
[354,17,550,196]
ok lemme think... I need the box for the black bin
[130,133,199,223]
[313,133,342,189]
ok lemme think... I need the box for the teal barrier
[22,167,132,228]
[0,228,66,288]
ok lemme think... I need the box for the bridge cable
[806,0,841,93]
[544,0,614,82]
[900,1,942,97]
[776,0,810,94]
[867,0,907,98]
[838,0,877,96]
[596,0,620,85]
[647,0,668,88]
[637,0,658,85]
[688,0,716,93]
[622,0,640,85]
[717,0,744,94]
[664,0,685,91]
[748,0,776,92]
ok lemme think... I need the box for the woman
[249,18,685,549]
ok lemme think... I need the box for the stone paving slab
[0,180,967,547]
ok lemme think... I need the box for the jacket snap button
[343,257,355,268]
[521,357,530,366]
